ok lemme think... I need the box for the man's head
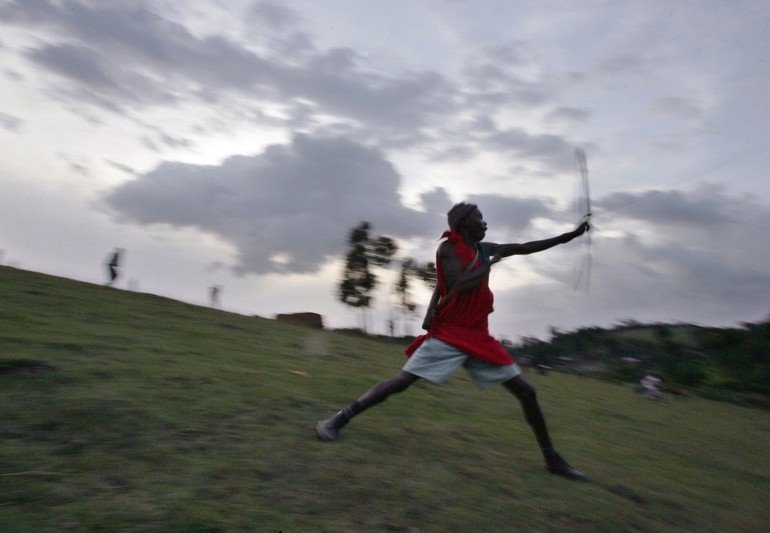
[447,202,486,241]
[447,202,477,229]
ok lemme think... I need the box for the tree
[338,222,397,331]
[396,259,418,314]
[392,259,436,336]
[414,261,437,286]
[369,235,397,267]
[394,260,435,310]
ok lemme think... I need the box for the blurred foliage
[512,319,770,407]
[339,222,435,331]
[338,222,382,311]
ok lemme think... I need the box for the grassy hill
[1,265,769,531]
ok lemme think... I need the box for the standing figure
[210,285,221,308]
[317,203,590,480]
[105,248,124,286]
[640,375,662,401]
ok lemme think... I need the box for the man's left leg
[502,375,587,480]
[316,371,420,441]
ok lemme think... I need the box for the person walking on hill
[105,248,124,286]
[317,202,590,480]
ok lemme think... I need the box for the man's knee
[392,371,418,392]
[520,382,537,404]
[504,376,537,403]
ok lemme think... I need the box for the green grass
[1,265,769,531]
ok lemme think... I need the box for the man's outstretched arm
[489,221,589,258]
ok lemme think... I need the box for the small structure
[275,312,324,329]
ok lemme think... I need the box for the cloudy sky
[1,0,769,340]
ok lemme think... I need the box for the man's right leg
[317,370,420,441]
[503,375,587,480]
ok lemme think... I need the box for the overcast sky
[1,0,769,340]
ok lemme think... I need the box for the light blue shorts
[403,337,521,389]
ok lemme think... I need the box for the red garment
[406,230,514,366]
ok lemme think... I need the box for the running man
[317,203,590,480]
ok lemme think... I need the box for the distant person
[640,375,662,401]
[210,285,221,308]
[317,202,590,480]
[105,248,124,286]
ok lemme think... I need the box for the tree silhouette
[394,260,436,312]
[338,222,437,334]
[396,259,418,314]
[338,222,397,331]
[392,259,436,336]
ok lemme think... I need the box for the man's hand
[575,220,590,236]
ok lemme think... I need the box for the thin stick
[574,148,592,292]
[0,470,58,477]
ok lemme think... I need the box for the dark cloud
[25,40,181,111]
[493,187,770,337]
[419,189,556,241]
[598,184,740,227]
[652,96,704,120]
[1,0,454,134]
[485,128,577,172]
[105,135,435,274]
[596,53,662,78]
[27,43,115,88]
[3,68,24,81]
[0,0,56,23]
[106,160,138,176]
[159,133,192,149]
[483,43,526,66]
[463,41,540,96]
[566,186,770,326]
[1,0,585,176]
[104,134,558,274]
[548,106,591,122]
[601,228,770,320]
[428,145,476,162]
[422,113,580,172]
[588,184,770,320]
[0,111,22,131]
[467,193,556,238]
[250,1,304,30]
